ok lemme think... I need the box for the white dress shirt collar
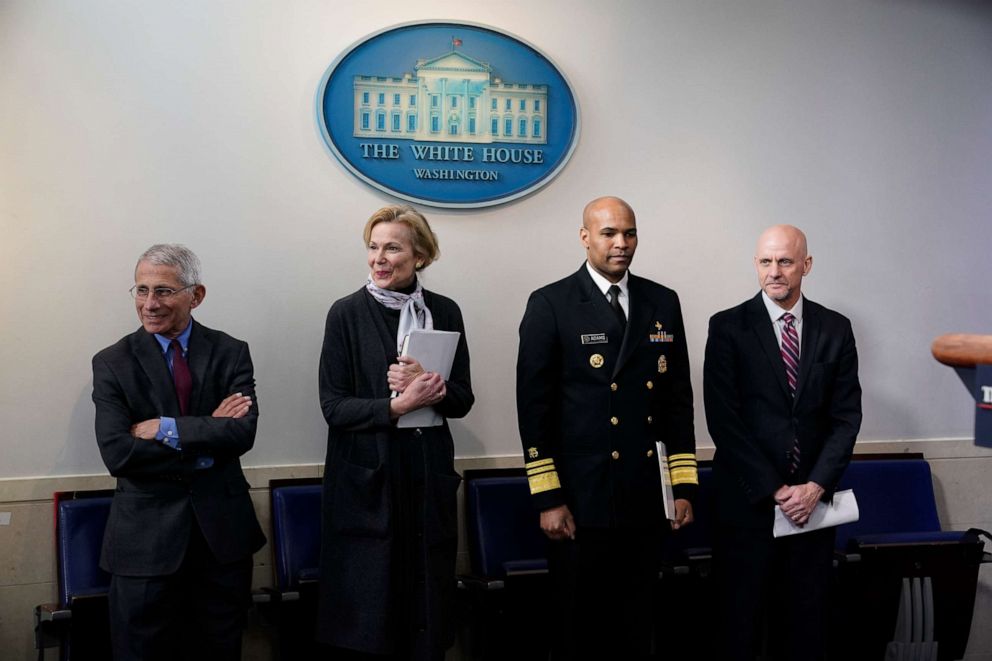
[761,291,804,324]
[586,262,630,320]
[762,292,804,351]
[585,262,629,299]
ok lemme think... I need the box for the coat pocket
[330,460,390,539]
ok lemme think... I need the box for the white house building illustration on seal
[352,48,548,144]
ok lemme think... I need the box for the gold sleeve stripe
[528,471,561,495]
[524,458,555,469]
[527,466,557,476]
[670,466,698,486]
[669,453,697,462]
[669,460,697,469]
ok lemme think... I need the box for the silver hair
[136,244,202,286]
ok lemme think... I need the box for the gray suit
[92,320,265,659]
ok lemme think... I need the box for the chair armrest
[457,574,505,591]
[35,603,72,623]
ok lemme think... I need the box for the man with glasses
[92,244,265,661]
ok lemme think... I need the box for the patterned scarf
[365,277,434,354]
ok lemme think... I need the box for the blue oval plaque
[317,21,581,208]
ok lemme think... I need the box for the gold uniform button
[647,416,653,424]
[646,381,654,390]
[647,449,654,458]
[610,383,618,392]
[611,450,620,460]
[610,416,619,426]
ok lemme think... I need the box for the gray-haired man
[92,244,265,660]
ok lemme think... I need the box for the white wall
[2,0,990,478]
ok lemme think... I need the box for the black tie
[608,285,626,329]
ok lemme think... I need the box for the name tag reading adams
[581,333,608,345]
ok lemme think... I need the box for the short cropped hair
[362,205,440,270]
[136,244,202,287]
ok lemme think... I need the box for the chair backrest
[464,473,548,578]
[834,458,942,551]
[55,492,113,607]
[270,482,323,591]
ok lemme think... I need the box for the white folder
[395,329,460,429]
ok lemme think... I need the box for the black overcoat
[316,287,473,655]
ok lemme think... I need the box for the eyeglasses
[129,284,195,300]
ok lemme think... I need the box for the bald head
[756,225,808,259]
[754,225,812,310]
[580,196,638,282]
[583,196,635,229]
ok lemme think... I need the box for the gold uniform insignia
[527,447,539,459]
[590,353,604,369]
[525,458,561,494]
[658,354,668,373]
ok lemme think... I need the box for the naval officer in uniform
[516,196,698,660]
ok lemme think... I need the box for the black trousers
[108,520,253,661]
[714,525,835,661]
[547,526,662,661]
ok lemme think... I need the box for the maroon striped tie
[781,313,800,472]
[170,339,191,416]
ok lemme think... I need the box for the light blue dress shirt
[152,322,213,470]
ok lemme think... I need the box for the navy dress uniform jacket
[517,265,697,528]
[91,320,265,576]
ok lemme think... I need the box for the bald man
[517,196,698,660]
[704,225,862,660]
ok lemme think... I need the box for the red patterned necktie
[781,313,801,472]
[170,339,191,416]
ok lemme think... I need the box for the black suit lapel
[187,321,213,414]
[131,328,180,415]
[794,301,820,405]
[574,267,625,353]
[747,295,792,402]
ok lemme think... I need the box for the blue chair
[266,479,323,660]
[35,490,113,661]
[835,457,945,552]
[459,470,549,661]
[463,471,548,586]
[270,481,323,596]
[831,455,990,661]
